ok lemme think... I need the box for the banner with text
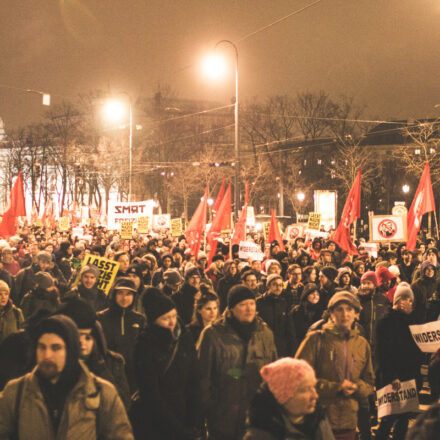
[120,221,134,240]
[107,200,155,230]
[307,212,321,231]
[170,218,183,237]
[410,320,440,353]
[238,241,264,261]
[376,379,419,419]
[137,216,150,234]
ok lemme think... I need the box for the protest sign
[369,215,407,242]
[285,224,304,240]
[74,254,120,295]
[263,222,271,240]
[137,216,150,234]
[120,221,134,240]
[153,214,171,230]
[238,241,264,261]
[307,212,321,231]
[59,216,69,232]
[71,227,84,239]
[170,218,183,237]
[410,320,440,353]
[246,206,255,227]
[107,200,155,230]
[376,379,419,419]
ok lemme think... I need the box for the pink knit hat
[260,357,315,404]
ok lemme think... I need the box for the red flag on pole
[332,170,361,255]
[208,184,232,264]
[185,187,208,258]
[41,199,56,229]
[407,162,436,250]
[212,177,225,219]
[268,208,285,251]
[0,172,27,238]
[232,182,248,246]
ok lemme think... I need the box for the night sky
[1,0,440,129]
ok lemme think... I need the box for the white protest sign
[369,215,407,242]
[359,242,378,258]
[376,379,419,419]
[153,214,171,229]
[410,320,440,353]
[71,227,84,239]
[238,241,264,261]
[107,200,155,230]
[246,206,255,227]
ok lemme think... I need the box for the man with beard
[0,314,133,439]
[172,267,201,325]
[317,266,338,310]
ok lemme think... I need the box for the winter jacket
[243,384,335,440]
[0,269,14,292]
[283,283,304,307]
[217,273,240,313]
[411,263,438,324]
[0,361,133,440]
[398,262,416,284]
[172,283,199,325]
[317,282,337,310]
[375,308,424,389]
[295,323,375,431]
[13,263,41,304]
[257,291,295,357]
[0,301,24,343]
[97,299,145,393]
[64,284,109,312]
[198,313,277,439]
[20,287,60,319]
[133,322,201,440]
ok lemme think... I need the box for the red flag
[407,162,436,250]
[232,182,249,246]
[41,199,56,229]
[332,170,361,255]
[0,172,27,238]
[185,188,208,258]
[208,184,232,264]
[212,177,225,219]
[268,209,285,251]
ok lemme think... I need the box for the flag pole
[434,210,440,240]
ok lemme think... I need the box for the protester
[284,264,304,305]
[317,266,338,309]
[411,260,438,323]
[172,266,201,325]
[217,261,240,313]
[0,314,133,439]
[0,280,24,343]
[243,357,334,440]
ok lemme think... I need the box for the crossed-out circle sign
[288,226,300,240]
[377,218,398,239]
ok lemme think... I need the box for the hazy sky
[1,0,440,129]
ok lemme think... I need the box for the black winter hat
[34,314,80,369]
[58,298,96,330]
[212,254,224,263]
[142,287,176,324]
[300,283,320,303]
[320,266,338,282]
[185,267,201,281]
[227,284,256,309]
[113,277,137,293]
[126,264,143,279]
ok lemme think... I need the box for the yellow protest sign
[75,255,120,295]
[120,221,133,240]
[59,217,69,231]
[137,216,150,234]
[263,222,271,240]
[35,218,42,227]
[307,212,321,231]
[170,218,183,237]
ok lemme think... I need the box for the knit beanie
[361,271,378,287]
[113,277,137,293]
[34,271,55,289]
[80,264,100,279]
[300,283,319,303]
[388,265,400,278]
[260,357,315,404]
[142,287,177,324]
[266,274,283,287]
[184,266,200,280]
[58,298,96,330]
[163,268,183,285]
[321,266,338,282]
[328,290,361,312]
[36,251,52,263]
[227,284,256,309]
[393,282,414,306]
[265,259,281,274]
[421,260,436,276]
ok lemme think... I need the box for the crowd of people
[0,225,439,439]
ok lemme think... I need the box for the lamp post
[203,40,240,220]
[102,94,133,201]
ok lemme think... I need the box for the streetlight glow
[103,99,127,124]
[201,53,227,81]
[297,192,305,201]
[402,184,410,193]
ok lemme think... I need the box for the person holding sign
[375,282,424,440]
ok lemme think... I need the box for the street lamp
[202,40,240,220]
[102,94,133,201]
[402,184,410,193]
[297,192,305,201]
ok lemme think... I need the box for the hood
[421,260,436,279]
[376,266,395,285]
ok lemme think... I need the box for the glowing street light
[297,192,305,201]
[201,53,228,81]
[402,184,410,193]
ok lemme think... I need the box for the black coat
[64,284,109,312]
[257,291,295,357]
[134,323,201,440]
[412,275,438,324]
[318,282,337,310]
[217,275,240,313]
[375,309,424,389]
[243,384,334,440]
[289,302,323,354]
[97,301,146,392]
[172,283,199,325]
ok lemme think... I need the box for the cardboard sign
[369,215,407,242]
[376,379,419,419]
[107,200,155,230]
[307,212,321,231]
[285,224,304,240]
[137,216,150,234]
[59,217,69,232]
[238,241,264,261]
[410,320,440,353]
[75,254,120,296]
[170,218,183,237]
[263,222,271,240]
[153,214,171,230]
[120,221,134,240]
